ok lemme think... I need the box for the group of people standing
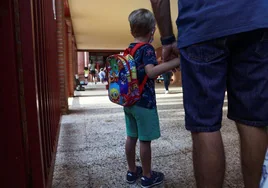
[84,62,106,84]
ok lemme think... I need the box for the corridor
[4,1,267,187]
[52,85,243,188]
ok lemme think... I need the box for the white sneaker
[165,90,169,94]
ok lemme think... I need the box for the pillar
[66,19,75,97]
[56,0,68,113]
[77,52,85,79]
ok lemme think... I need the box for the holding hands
[162,41,180,71]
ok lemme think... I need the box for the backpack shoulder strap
[130,42,151,57]
[130,43,153,93]
[139,74,148,94]
[123,42,151,57]
[125,43,153,94]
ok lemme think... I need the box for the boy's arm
[145,58,180,79]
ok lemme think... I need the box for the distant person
[150,0,268,187]
[84,67,89,84]
[162,71,172,94]
[75,74,85,91]
[95,68,99,83]
[98,68,106,83]
[123,8,180,187]
[89,61,96,84]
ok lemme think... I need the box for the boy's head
[128,9,156,41]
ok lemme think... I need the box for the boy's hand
[162,41,180,62]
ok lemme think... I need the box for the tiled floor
[52,84,243,188]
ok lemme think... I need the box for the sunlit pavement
[52,83,243,188]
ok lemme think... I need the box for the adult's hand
[162,41,180,62]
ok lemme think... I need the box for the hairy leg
[192,131,225,188]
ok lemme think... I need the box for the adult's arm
[150,0,174,38]
[150,0,179,62]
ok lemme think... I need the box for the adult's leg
[90,71,95,83]
[89,73,92,83]
[227,29,268,188]
[93,72,97,84]
[192,132,225,188]
[92,73,95,83]
[236,123,267,188]
[180,38,229,188]
[162,73,169,90]
[166,73,171,89]
[140,140,152,178]
[125,136,138,172]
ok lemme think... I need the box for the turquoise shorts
[124,105,160,141]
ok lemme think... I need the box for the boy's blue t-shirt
[177,0,268,48]
[129,43,158,109]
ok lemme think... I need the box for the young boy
[124,8,180,187]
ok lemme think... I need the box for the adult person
[162,71,172,94]
[84,67,89,84]
[150,0,268,187]
[89,61,96,84]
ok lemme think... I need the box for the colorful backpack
[106,43,149,106]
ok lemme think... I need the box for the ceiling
[68,0,178,51]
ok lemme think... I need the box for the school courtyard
[52,84,243,188]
